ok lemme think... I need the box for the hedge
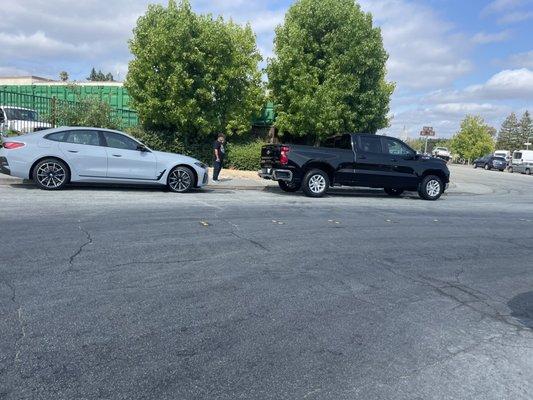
[225,140,266,171]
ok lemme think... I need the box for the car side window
[358,136,383,154]
[65,130,100,146]
[338,135,353,150]
[102,132,139,150]
[383,138,413,156]
[0,110,5,123]
[45,131,68,142]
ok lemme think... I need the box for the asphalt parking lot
[1,165,532,400]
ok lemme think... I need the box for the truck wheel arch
[302,161,335,183]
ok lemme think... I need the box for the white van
[509,150,533,175]
[0,106,52,135]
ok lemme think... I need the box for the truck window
[383,138,413,156]
[358,136,382,154]
[338,135,352,150]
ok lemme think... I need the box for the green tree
[267,0,394,145]
[451,115,495,163]
[519,110,532,149]
[87,68,114,82]
[125,0,264,146]
[496,112,519,151]
[59,71,69,82]
[56,98,120,129]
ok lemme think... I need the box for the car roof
[41,126,141,142]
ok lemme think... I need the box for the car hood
[152,150,202,166]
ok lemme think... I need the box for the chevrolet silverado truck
[259,133,450,200]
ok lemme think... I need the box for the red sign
[420,126,435,137]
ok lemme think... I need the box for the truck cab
[259,133,450,200]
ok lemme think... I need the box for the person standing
[212,133,226,182]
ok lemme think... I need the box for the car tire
[302,169,329,198]
[418,175,444,201]
[527,168,531,176]
[508,167,513,173]
[33,158,69,190]
[484,164,490,170]
[473,163,478,169]
[167,166,195,193]
[278,180,301,193]
[384,188,404,197]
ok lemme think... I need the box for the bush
[225,140,265,171]
[55,97,120,129]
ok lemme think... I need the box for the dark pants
[213,160,223,181]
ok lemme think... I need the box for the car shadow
[9,182,235,194]
[508,291,533,330]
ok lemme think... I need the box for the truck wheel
[418,175,444,201]
[384,188,404,197]
[278,181,301,192]
[302,169,329,198]
[527,168,531,176]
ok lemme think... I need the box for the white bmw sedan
[0,127,209,192]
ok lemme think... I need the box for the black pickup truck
[259,133,450,200]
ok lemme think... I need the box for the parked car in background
[494,150,511,163]
[259,133,450,200]
[508,150,533,175]
[0,106,52,135]
[473,155,507,171]
[0,127,209,192]
[432,147,451,162]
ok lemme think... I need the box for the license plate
[262,167,272,174]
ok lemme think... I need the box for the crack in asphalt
[230,231,268,251]
[0,279,26,378]
[111,259,204,270]
[66,225,93,273]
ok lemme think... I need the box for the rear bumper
[258,168,293,182]
[0,156,10,176]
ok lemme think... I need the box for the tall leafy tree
[451,115,495,163]
[125,0,263,144]
[267,0,394,144]
[496,112,519,151]
[59,71,69,82]
[519,110,532,149]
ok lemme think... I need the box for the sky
[0,0,532,138]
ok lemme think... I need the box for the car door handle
[67,150,79,153]
[358,155,367,160]
[391,158,398,162]
[112,154,122,158]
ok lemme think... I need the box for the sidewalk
[205,168,275,190]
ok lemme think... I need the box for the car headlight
[195,161,207,169]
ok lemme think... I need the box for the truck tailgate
[261,145,281,166]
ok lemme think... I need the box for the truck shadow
[264,186,422,200]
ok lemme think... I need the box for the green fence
[0,89,139,132]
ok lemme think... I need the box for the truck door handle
[112,154,122,158]
[358,155,367,160]
[391,158,398,162]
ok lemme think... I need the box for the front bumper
[0,156,10,176]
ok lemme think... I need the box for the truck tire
[418,175,444,201]
[302,169,329,198]
[278,180,301,192]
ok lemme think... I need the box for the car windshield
[4,108,39,121]
[494,157,506,162]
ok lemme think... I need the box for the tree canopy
[267,0,394,144]
[451,115,495,163]
[87,68,114,82]
[495,111,532,152]
[125,0,264,144]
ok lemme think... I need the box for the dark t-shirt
[213,141,225,161]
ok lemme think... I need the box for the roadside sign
[420,126,436,137]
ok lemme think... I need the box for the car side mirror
[137,144,149,152]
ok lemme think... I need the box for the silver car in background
[0,127,209,192]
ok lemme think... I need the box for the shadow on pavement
[508,291,533,329]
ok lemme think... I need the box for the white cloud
[472,30,512,44]
[482,0,528,15]
[497,11,533,24]
[481,0,533,24]
[359,0,472,90]
[504,51,533,68]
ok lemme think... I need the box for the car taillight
[280,146,290,165]
[3,142,25,150]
